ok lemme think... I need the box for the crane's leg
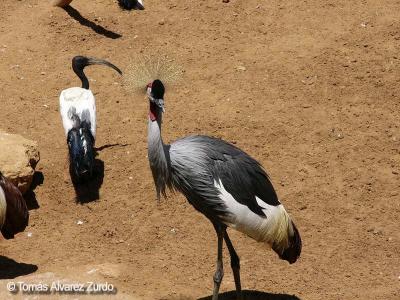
[223,230,243,300]
[212,223,224,300]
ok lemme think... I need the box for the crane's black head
[147,79,165,121]
[118,0,144,10]
[72,56,122,90]
[149,79,165,99]
[67,116,95,183]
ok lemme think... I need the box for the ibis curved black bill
[72,56,122,89]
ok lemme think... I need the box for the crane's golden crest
[123,53,183,94]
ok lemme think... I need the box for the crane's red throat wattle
[149,102,157,121]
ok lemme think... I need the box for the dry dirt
[0,0,399,299]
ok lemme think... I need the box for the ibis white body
[0,186,6,229]
[59,87,96,138]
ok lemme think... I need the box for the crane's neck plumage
[148,110,171,199]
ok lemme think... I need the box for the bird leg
[224,230,243,300]
[212,224,224,300]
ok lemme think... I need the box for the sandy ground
[0,0,399,299]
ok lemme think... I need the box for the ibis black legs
[224,230,243,300]
[212,224,243,300]
[212,224,224,300]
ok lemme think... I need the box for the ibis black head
[118,0,144,10]
[72,56,122,90]
[67,115,95,183]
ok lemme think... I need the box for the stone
[0,131,40,194]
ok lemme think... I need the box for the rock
[96,263,121,279]
[330,128,345,140]
[0,131,40,194]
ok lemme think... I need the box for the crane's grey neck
[148,111,171,199]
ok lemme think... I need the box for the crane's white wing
[59,87,96,138]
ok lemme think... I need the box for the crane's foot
[212,267,224,300]
[232,264,243,300]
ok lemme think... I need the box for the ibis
[59,56,122,182]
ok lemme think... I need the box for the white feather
[59,87,96,138]
[215,179,291,250]
[0,186,7,229]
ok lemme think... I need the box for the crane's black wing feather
[170,135,280,219]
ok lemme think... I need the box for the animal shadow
[24,171,44,210]
[0,256,38,279]
[198,290,301,300]
[72,158,104,204]
[71,143,129,203]
[63,5,122,39]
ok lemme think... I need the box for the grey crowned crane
[146,80,302,300]
[0,172,29,239]
[52,0,144,10]
[60,56,122,182]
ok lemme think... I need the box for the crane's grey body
[148,115,288,235]
[171,135,280,220]
[146,80,301,300]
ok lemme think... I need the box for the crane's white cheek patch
[214,179,290,248]
[59,87,96,138]
[0,186,7,228]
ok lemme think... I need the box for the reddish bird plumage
[0,172,29,239]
